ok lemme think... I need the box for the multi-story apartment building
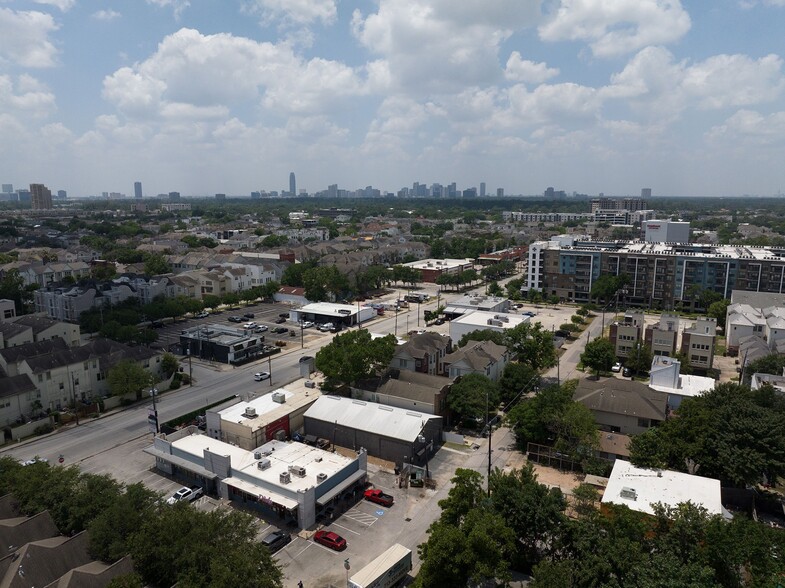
[609,311,645,358]
[644,313,679,357]
[680,317,717,372]
[525,239,785,308]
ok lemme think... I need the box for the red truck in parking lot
[364,488,394,507]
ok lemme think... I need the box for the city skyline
[1,1,785,197]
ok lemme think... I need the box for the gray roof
[304,395,441,443]
[443,340,508,371]
[0,510,59,556]
[0,530,92,588]
[574,378,668,421]
[0,338,69,365]
[22,338,159,374]
[0,322,31,339]
[393,332,451,360]
[10,315,63,334]
[730,290,785,308]
[0,373,37,399]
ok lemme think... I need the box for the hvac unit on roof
[289,465,307,477]
[243,407,257,418]
[279,471,291,484]
[620,486,637,500]
[257,458,271,470]
[316,473,328,483]
[271,392,286,404]
[254,451,262,460]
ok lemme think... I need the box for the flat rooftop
[218,385,317,432]
[298,302,357,316]
[650,374,716,398]
[601,460,723,516]
[449,310,530,329]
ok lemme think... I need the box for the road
[543,314,600,384]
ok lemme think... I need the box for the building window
[637,417,650,428]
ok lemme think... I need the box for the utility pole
[268,353,273,387]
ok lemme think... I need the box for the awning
[316,469,367,506]
[223,477,299,510]
[144,447,220,481]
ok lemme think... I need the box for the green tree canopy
[107,360,155,400]
[625,342,653,376]
[498,362,540,406]
[143,253,171,276]
[314,330,397,386]
[580,337,617,376]
[457,328,507,348]
[447,373,499,424]
[707,298,730,329]
[504,322,557,371]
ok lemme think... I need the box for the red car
[313,530,347,551]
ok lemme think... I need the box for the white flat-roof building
[601,460,725,517]
[443,294,511,318]
[146,428,367,529]
[290,302,375,328]
[206,379,319,450]
[448,310,529,341]
[648,356,716,410]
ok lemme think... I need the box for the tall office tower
[497,188,504,197]
[215,193,226,201]
[30,183,53,210]
[480,182,486,197]
[289,172,296,196]
[134,181,143,199]
[641,188,652,199]
[168,191,180,201]
[57,190,67,199]
[1,184,12,193]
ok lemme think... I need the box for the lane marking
[332,523,361,536]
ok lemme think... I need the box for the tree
[315,330,397,386]
[707,298,730,330]
[504,322,557,371]
[161,353,179,378]
[498,362,539,406]
[108,360,155,400]
[625,342,653,375]
[143,254,171,276]
[506,381,579,450]
[447,373,499,424]
[202,294,222,310]
[744,353,785,384]
[580,337,617,376]
[0,269,25,314]
[457,328,507,348]
[590,274,629,303]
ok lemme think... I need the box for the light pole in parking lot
[268,354,273,387]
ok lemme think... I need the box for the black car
[274,317,286,324]
[272,326,287,334]
[243,312,255,319]
[622,367,633,377]
[278,312,289,318]
[228,316,243,323]
[261,530,291,553]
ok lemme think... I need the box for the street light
[149,387,159,434]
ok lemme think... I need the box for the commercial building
[303,395,441,470]
[443,294,511,319]
[448,310,528,343]
[643,220,690,243]
[179,323,272,365]
[602,460,725,517]
[30,183,53,210]
[206,380,319,450]
[525,239,785,307]
[289,302,375,328]
[289,172,296,196]
[147,429,368,529]
[134,181,142,199]
[399,258,474,283]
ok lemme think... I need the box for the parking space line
[291,542,312,558]
[332,523,361,536]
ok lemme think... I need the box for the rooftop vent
[243,407,257,418]
[253,451,262,460]
[271,392,286,404]
[620,486,637,501]
[289,465,306,477]
[316,473,328,483]
[279,471,291,484]
[257,458,271,470]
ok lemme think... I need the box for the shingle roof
[0,374,37,399]
[0,338,69,365]
[393,332,451,360]
[443,340,508,371]
[574,378,667,421]
[10,315,62,334]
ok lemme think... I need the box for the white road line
[332,523,361,536]
[292,543,312,558]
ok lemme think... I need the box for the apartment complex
[525,238,785,308]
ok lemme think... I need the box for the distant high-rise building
[134,181,143,199]
[56,190,67,199]
[497,188,504,197]
[168,191,180,201]
[16,189,30,204]
[30,183,53,210]
[215,193,226,201]
[462,188,478,198]
[641,188,652,199]
[289,172,296,196]
[250,191,261,199]
[480,182,486,197]
[1,184,12,193]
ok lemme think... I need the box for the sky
[2,0,785,198]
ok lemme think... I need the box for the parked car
[313,530,347,551]
[274,317,286,324]
[317,322,334,332]
[262,530,291,553]
[228,316,243,323]
[243,322,257,329]
[623,367,633,377]
[254,325,268,333]
[195,311,209,319]
[166,486,203,505]
[20,457,48,466]
[243,312,255,319]
[435,317,445,325]
[272,326,287,334]
[301,321,314,328]
[254,372,270,381]
[278,312,289,318]
[611,362,622,373]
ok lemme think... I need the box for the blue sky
[1,0,785,198]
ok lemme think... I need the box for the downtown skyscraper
[289,172,296,196]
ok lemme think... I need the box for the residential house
[726,303,765,354]
[0,299,16,322]
[573,378,668,435]
[609,311,645,358]
[648,356,716,410]
[0,322,32,348]
[10,315,81,346]
[644,313,679,357]
[34,280,137,322]
[17,261,91,288]
[679,317,717,371]
[355,370,454,422]
[391,332,452,375]
[442,340,510,381]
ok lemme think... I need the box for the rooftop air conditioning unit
[620,486,637,500]
[304,380,315,389]
[316,473,328,483]
[243,407,257,418]
[253,451,262,460]
[272,392,286,404]
[257,458,271,470]
[279,471,291,484]
[289,465,306,477]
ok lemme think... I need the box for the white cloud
[683,54,784,109]
[707,109,785,144]
[0,74,56,117]
[539,0,691,58]
[31,0,75,11]
[146,0,190,19]
[352,0,540,91]
[0,8,59,68]
[244,0,337,26]
[102,28,366,121]
[505,52,559,84]
[92,10,121,21]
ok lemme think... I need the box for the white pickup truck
[166,486,204,505]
